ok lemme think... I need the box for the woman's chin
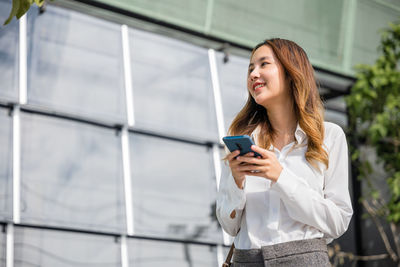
[254,96,269,107]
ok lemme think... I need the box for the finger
[233,151,253,160]
[236,155,259,164]
[251,145,274,158]
[238,164,261,172]
[227,150,240,161]
[229,155,250,167]
[243,152,254,157]
[232,160,255,167]
[231,160,246,167]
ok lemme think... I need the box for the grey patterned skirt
[232,238,330,267]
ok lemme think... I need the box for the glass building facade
[1,0,397,266]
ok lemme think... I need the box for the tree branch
[390,222,400,263]
[328,245,390,266]
[335,251,389,261]
[362,199,399,262]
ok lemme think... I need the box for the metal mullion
[12,106,21,224]
[217,244,224,267]
[208,49,225,143]
[212,144,232,246]
[121,126,134,235]
[209,48,232,247]
[19,14,27,105]
[121,25,135,127]
[6,223,14,267]
[12,14,27,230]
[120,235,129,267]
[212,144,222,192]
[340,0,357,73]
[204,0,215,34]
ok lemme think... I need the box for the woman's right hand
[227,150,254,189]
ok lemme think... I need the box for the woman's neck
[269,112,297,151]
[266,102,297,136]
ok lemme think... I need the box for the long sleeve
[216,162,246,236]
[271,128,353,239]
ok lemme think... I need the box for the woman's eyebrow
[248,56,273,68]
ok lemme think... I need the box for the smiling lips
[253,82,266,92]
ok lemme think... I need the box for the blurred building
[0,0,399,266]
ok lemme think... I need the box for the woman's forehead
[250,45,275,62]
[249,45,276,66]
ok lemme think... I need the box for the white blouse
[216,122,353,249]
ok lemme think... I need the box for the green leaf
[371,190,380,200]
[16,0,33,19]
[351,149,360,161]
[33,0,45,6]
[3,0,46,25]
[3,0,20,25]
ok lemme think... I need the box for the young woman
[216,38,353,266]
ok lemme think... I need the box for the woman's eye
[248,68,254,74]
[261,62,269,67]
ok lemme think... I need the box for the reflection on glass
[325,110,348,129]
[215,52,249,132]
[324,96,346,112]
[129,134,222,243]
[105,0,208,32]
[0,108,12,220]
[129,29,218,141]
[14,227,121,267]
[27,5,126,123]
[0,0,19,102]
[128,238,217,267]
[188,244,218,267]
[20,112,125,232]
[351,0,399,68]
[210,0,344,68]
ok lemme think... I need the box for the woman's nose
[249,68,260,80]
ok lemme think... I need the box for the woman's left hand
[235,145,283,182]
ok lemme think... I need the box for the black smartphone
[222,135,261,157]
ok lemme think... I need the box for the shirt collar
[252,123,307,144]
[294,123,307,144]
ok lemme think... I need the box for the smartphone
[222,135,261,157]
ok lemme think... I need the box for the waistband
[233,238,327,263]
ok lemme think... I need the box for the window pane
[325,109,348,129]
[0,0,19,102]
[129,29,218,142]
[188,244,218,267]
[0,108,12,220]
[20,113,125,232]
[27,5,126,123]
[128,239,217,267]
[210,0,345,69]
[129,134,222,243]
[215,52,249,132]
[14,227,121,267]
[352,0,400,68]
[0,225,5,267]
[94,0,208,33]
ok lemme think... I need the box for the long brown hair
[226,38,328,171]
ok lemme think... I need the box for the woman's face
[247,45,290,108]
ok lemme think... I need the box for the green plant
[346,21,400,264]
[3,0,45,25]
